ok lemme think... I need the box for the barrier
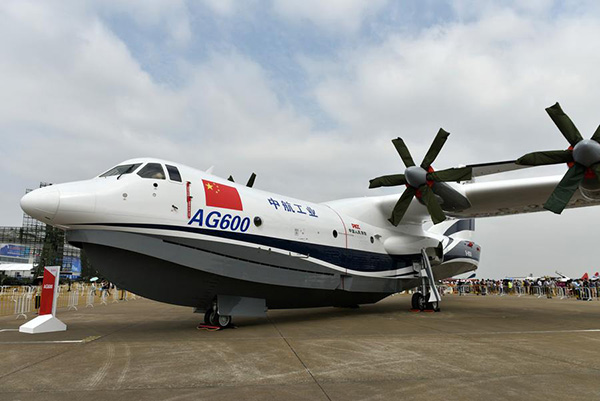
[556,287,568,299]
[13,293,32,319]
[580,288,593,301]
[86,289,95,308]
[67,290,79,310]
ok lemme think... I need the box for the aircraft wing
[452,175,600,218]
[466,160,531,177]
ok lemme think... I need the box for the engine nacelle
[580,177,600,201]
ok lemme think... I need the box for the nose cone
[20,187,60,222]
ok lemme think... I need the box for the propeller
[369,129,473,226]
[227,173,257,188]
[516,103,600,214]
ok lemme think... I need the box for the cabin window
[137,163,166,179]
[166,165,182,182]
[99,163,142,177]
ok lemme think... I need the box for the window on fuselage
[99,163,142,177]
[137,163,166,179]
[166,165,182,182]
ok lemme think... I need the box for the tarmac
[0,293,599,401]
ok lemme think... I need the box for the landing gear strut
[412,248,442,312]
[204,302,232,328]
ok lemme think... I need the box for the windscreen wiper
[117,165,135,180]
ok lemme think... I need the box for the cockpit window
[137,163,166,179]
[166,165,182,182]
[99,163,142,177]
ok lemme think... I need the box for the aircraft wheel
[411,292,422,310]
[428,301,440,312]
[217,314,231,328]
[204,308,213,325]
[416,293,427,311]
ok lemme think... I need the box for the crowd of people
[443,278,600,300]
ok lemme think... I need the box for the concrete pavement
[1,294,599,400]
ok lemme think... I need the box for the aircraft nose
[20,187,60,222]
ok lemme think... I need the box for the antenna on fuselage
[227,173,257,188]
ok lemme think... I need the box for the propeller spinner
[516,103,600,214]
[369,129,473,226]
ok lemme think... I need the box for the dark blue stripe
[75,223,417,272]
[443,219,475,236]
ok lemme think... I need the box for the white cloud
[271,0,388,34]
[199,0,237,17]
[1,1,600,278]
[306,8,600,166]
[94,0,192,47]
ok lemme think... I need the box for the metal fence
[0,283,139,319]
[441,283,600,301]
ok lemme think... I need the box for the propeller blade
[420,185,446,224]
[544,163,587,214]
[392,138,416,167]
[546,102,583,146]
[591,163,600,180]
[421,128,450,168]
[592,125,600,143]
[227,175,235,182]
[369,174,406,189]
[516,150,573,166]
[427,166,473,182]
[388,187,416,226]
[246,173,256,188]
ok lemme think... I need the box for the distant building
[0,183,81,279]
[0,263,34,279]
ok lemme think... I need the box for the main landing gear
[411,248,442,312]
[204,303,232,328]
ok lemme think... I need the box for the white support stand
[19,266,67,334]
[19,314,66,334]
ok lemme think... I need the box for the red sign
[39,267,58,315]
[202,180,243,211]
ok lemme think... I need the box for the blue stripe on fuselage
[75,222,418,272]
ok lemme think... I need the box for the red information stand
[20,266,67,334]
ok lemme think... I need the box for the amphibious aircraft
[20,103,600,327]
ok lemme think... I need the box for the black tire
[204,308,213,325]
[209,309,219,326]
[411,292,422,310]
[417,293,426,311]
[428,301,440,312]
[217,314,231,328]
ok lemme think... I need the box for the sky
[1,0,599,279]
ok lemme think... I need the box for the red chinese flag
[202,180,243,211]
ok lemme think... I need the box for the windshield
[137,163,166,179]
[99,163,142,177]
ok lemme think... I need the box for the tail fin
[429,218,476,241]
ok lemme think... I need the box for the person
[91,282,97,296]
[101,280,111,297]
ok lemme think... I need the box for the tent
[0,263,35,278]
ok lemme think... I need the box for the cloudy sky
[1,0,599,278]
